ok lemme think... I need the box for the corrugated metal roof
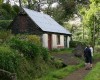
[23,8,71,35]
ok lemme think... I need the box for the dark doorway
[64,36,67,47]
[48,34,52,50]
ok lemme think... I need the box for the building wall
[42,33,65,49]
[67,36,70,48]
[60,35,64,47]
[56,35,64,48]
[42,34,48,48]
[11,14,43,35]
[52,34,57,48]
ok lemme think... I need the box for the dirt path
[62,58,100,80]
[53,53,100,80]
[53,53,89,80]
[62,67,90,80]
[52,53,79,65]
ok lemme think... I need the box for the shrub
[52,59,64,69]
[9,37,50,61]
[0,46,21,72]
[40,47,50,62]
[12,5,20,14]
[0,30,12,43]
[13,34,42,46]
[1,3,16,19]
[0,9,7,19]
[9,37,40,60]
[70,41,87,48]
[26,35,41,46]
[0,45,38,80]
[0,20,12,30]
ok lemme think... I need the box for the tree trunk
[28,0,32,9]
[37,0,41,12]
[6,0,10,4]
[93,15,95,52]
[19,0,23,12]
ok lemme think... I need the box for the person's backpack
[84,48,88,57]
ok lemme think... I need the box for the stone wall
[0,69,17,80]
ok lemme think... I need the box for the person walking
[90,45,93,56]
[84,45,92,70]
[89,45,93,68]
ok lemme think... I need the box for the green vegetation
[37,62,84,80]
[0,35,65,80]
[0,3,20,20]
[0,0,99,80]
[70,41,87,48]
[51,48,74,54]
[0,45,50,80]
[0,45,21,72]
[0,30,12,43]
[0,20,12,30]
[84,62,100,80]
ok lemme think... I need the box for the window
[57,35,60,45]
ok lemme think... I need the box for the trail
[62,67,90,80]
[62,59,100,80]
[53,53,100,80]
[53,53,89,80]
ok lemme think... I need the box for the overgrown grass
[36,62,84,80]
[50,48,74,54]
[93,53,100,60]
[94,45,100,58]
[1,35,72,80]
[84,62,100,80]
[38,48,84,80]
[0,45,52,80]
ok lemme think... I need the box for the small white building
[10,8,71,50]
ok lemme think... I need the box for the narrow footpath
[62,59,100,80]
[53,53,100,80]
[53,53,89,80]
[62,67,90,80]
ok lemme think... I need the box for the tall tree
[0,0,3,4]
[82,0,100,46]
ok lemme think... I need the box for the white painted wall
[67,36,70,48]
[42,34,48,48]
[52,34,57,48]
[60,35,64,47]
[42,33,70,49]
[52,34,65,49]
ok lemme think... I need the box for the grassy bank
[50,48,74,54]
[0,45,50,80]
[0,36,70,80]
[36,60,84,80]
[84,62,100,80]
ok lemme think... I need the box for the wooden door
[48,34,52,50]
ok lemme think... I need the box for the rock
[0,69,17,80]
[73,44,84,57]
